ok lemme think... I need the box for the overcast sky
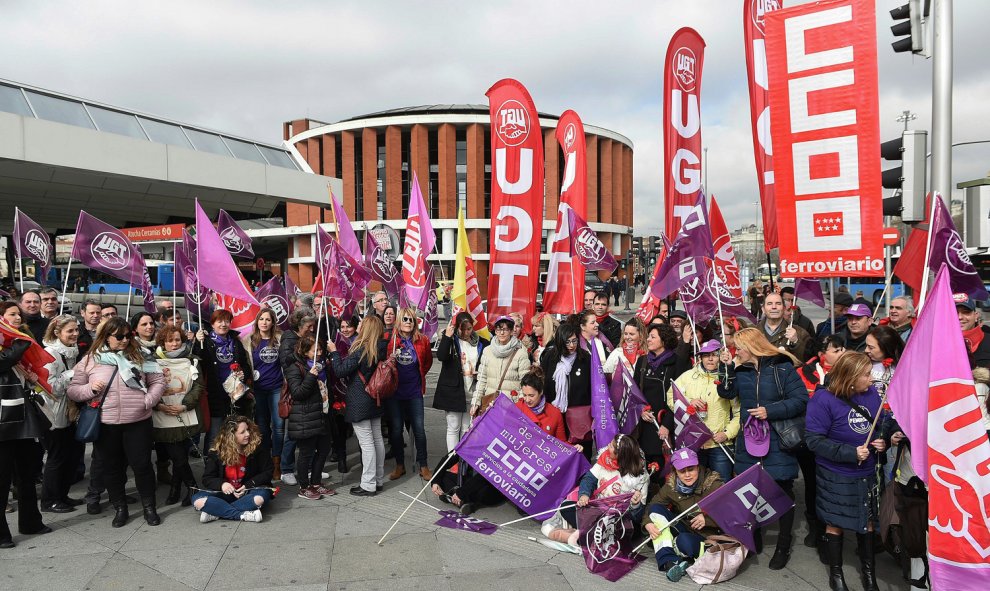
[3,0,988,234]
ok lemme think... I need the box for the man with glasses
[19,290,48,343]
[369,291,389,319]
[100,304,118,320]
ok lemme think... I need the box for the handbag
[565,406,593,443]
[277,362,305,419]
[764,364,806,452]
[686,535,748,584]
[477,346,521,415]
[358,332,399,407]
[75,366,118,443]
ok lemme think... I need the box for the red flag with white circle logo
[709,196,743,300]
[543,110,587,315]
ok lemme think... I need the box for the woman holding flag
[634,324,689,478]
[805,352,886,591]
[433,312,488,453]
[194,309,253,453]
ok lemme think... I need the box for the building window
[483,129,492,219]
[377,131,386,221]
[596,139,603,223]
[334,133,343,183]
[401,130,411,217]
[354,133,363,221]
[455,128,467,216]
[429,127,439,219]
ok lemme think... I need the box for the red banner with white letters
[710,196,743,299]
[663,28,706,240]
[744,0,783,253]
[486,79,544,330]
[543,110,587,315]
[766,0,884,278]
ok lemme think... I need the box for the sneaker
[281,473,298,486]
[239,509,262,523]
[666,559,690,582]
[314,484,337,496]
[297,486,323,500]
[200,511,220,523]
[321,472,330,479]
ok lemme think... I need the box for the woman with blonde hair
[530,312,558,363]
[241,308,285,479]
[603,318,647,377]
[383,307,433,481]
[40,315,83,513]
[192,416,273,523]
[717,327,807,569]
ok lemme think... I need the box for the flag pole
[497,501,578,528]
[632,502,701,554]
[59,259,73,315]
[18,258,25,297]
[829,278,835,334]
[126,286,132,318]
[378,450,457,546]
[917,192,941,311]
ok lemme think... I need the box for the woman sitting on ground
[192,416,273,523]
[515,366,566,442]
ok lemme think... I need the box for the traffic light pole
[931,0,952,205]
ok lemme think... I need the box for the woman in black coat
[433,312,489,452]
[633,323,690,473]
[541,323,592,452]
[193,309,252,452]
[284,335,334,500]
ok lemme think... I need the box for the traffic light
[881,129,927,222]
[631,236,644,256]
[648,236,661,254]
[889,0,928,56]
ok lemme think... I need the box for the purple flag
[567,205,618,273]
[255,276,293,331]
[175,238,212,320]
[434,510,498,535]
[590,337,618,449]
[216,209,254,259]
[134,244,156,314]
[402,171,437,309]
[929,197,990,301]
[195,200,260,307]
[71,211,144,285]
[13,208,52,285]
[650,192,715,300]
[421,264,439,340]
[609,362,649,436]
[680,258,755,325]
[329,190,362,262]
[455,394,591,515]
[364,231,403,299]
[317,228,369,302]
[697,464,795,553]
[793,278,827,308]
[670,382,714,452]
[284,273,301,299]
[576,493,644,581]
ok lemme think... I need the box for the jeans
[385,397,427,468]
[698,445,734,483]
[444,411,470,452]
[645,504,706,570]
[281,438,297,472]
[95,419,156,505]
[203,420,222,457]
[253,386,285,457]
[352,417,384,492]
[41,425,77,505]
[294,427,331,488]
[192,488,272,520]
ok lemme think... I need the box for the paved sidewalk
[2,366,906,591]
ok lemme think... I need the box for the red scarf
[622,341,642,367]
[596,314,610,325]
[964,325,985,353]
[596,449,619,471]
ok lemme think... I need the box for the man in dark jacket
[592,293,622,349]
[834,303,873,353]
[816,292,854,341]
[18,291,47,343]
[955,293,990,369]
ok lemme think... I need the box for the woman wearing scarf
[131,311,170,486]
[863,326,903,398]
[384,307,433,481]
[530,312,558,363]
[805,352,886,591]
[326,315,358,473]
[68,317,166,528]
[515,366,566,442]
[1,301,51,547]
[540,324,591,450]
[798,334,847,395]
[285,335,335,500]
[603,318,647,377]
[194,309,252,453]
[241,309,285,480]
[40,315,83,513]
[433,312,488,452]
[470,315,530,414]
[152,325,204,507]
[634,324,690,476]
[669,339,738,482]
[576,310,610,359]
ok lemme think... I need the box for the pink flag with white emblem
[401,171,436,309]
[194,200,260,307]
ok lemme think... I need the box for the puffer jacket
[717,354,808,481]
[330,340,388,424]
[642,467,724,537]
[471,338,531,407]
[279,329,299,371]
[285,354,326,441]
[42,339,80,429]
[669,365,740,449]
[67,354,166,424]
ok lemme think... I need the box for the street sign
[882,227,900,245]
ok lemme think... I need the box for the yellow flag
[452,207,490,339]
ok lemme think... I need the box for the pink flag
[402,171,436,309]
[329,189,362,262]
[284,273,301,299]
[194,200,260,307]
[886,265,990,589]
[793,278,826,308]
[216,209,254,259]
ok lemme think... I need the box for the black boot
[804,512,821,547]
[111,502,129,528]
[817,531,829,565]
[768,538,792,570]
[857,533,880,591]
[826,533,849,591]
[180,482,194,507]
[164,481,182,505]
[141,498,161,526]
[754,528,764,554]
[338,455,348,473]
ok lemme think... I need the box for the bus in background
[81,262,175,295]
[838,277,905,307]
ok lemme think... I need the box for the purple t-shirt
[252,338,283,391]
[393,337,421,400]
[806,387,882,477]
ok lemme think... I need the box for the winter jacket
[633,352,691,457]
[151,355,205,443]
[67,354,166,425]
[834,325,869,353]
[642,467,724,537]
[717,354,808,481]
[798,356,829,395]
[384,331,434,395]
[0,339,51,441]
[23,312,48,344]
[757,317,812,361]
[878,317,914,343]
[279,329,299,371]
[285,355,326,440]
[541,346,592,408]
[201,447,273,491]
[471,339,531,407]
[598,315,622,350]
[433,333,488,413]
[578,449,650,509]
[193,331,253,420]
[669,365,740,449]
[970,325,990,369]
[516,399,566,442]
[330,340,388,424]
[42,339,80,429]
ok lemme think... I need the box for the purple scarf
[646,349,674,371]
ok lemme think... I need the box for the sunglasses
[110,332,131,341]
[401,316,415,323]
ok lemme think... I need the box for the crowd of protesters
[2,280,986,591]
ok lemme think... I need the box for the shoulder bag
[686,535,748,584]
[765,364,806,452]
[478,346,519,414]
[359,332,399,407]
[277,362,305,419]
[76,365,118,443]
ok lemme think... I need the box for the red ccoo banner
[543,110,587,315]
[663,27,706,240]
[486,79,544,331]
[766,0,884,278]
